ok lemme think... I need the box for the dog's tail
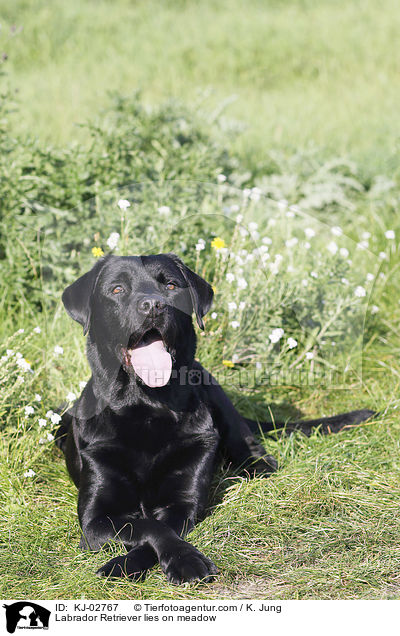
[245,409,376,437]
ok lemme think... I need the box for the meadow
[0,0,400,600]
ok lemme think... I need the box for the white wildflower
[371,305,379,314]
[385,230,395,239]
[24,406,34,416]
[250,187,262,202]
[341,278,349,285]
[238,302,246,311]
[301,279,309,287]
[54,345,64,356]
[228,302,238,313]
[79,381,87,390]
[285,237,298,248]
[50,413,62,425]
[24,469,36,478]
[235,213,243,223]
[354,286,366,298]
[270,254,283,275]
[379,252,387,260]
[304,242,311,249]
[310,271,318,279]
[331,226,343,236]
[157,206,171,216]
[366,273,374,282]
[357,241,369,250]
[287,338,298,349]
[106,232,120,250]
[242,188,252,199]
[217,174,227,183]
[269,328,284,344]
[226,273,235,284]
[34,394,41,402]
[66,392,77,402]
[262,237,272,245]
[339,247,349,258]
[117,199,130,211]
[17,328,24,334]
[362,231,371,240]
[33,326,41,334]
[46,410,54,418]
[249,222,258,232]
[195,238,206,252]
[230,321,240,329]
[211,312,218,319]
[38,419,47,428]
[16,358,31,372]
[237,277,248,290]
[230,204,240,213]
[217,247,229,260]
[304,228,315,239]
[327,241,338,255]
[47,433,55,442]
[305,352,314,360]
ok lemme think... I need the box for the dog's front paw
[160,542,219,585]
[243,454,278,476]
[96,546,156,581]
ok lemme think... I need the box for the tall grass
[1,0,400,175]
[0,92,400,599]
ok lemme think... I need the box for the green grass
[1,0,400,601]
[1,0,400,176]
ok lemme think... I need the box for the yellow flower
[92,247,104,258]
[211,237,226,250]
[222,359,234,368]
[212,285,217,294]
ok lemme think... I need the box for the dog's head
[62,254,213,390]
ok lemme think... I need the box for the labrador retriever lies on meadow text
[56,253,374,584]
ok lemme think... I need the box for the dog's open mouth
[125,328,172,388]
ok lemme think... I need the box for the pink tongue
[129,339,172,388]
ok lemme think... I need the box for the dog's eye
[112,285,124,295]
[166,282,177,290]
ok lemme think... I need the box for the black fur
[56,254,374,584]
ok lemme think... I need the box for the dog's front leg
[78,449,218,584]
[201,366,277,475]
[96,516,218,584]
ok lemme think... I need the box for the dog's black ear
[62,257,108,335]
[167,254,214,329]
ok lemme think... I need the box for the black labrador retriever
[56,253,373,584]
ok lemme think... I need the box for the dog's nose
[137,295,167,316]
